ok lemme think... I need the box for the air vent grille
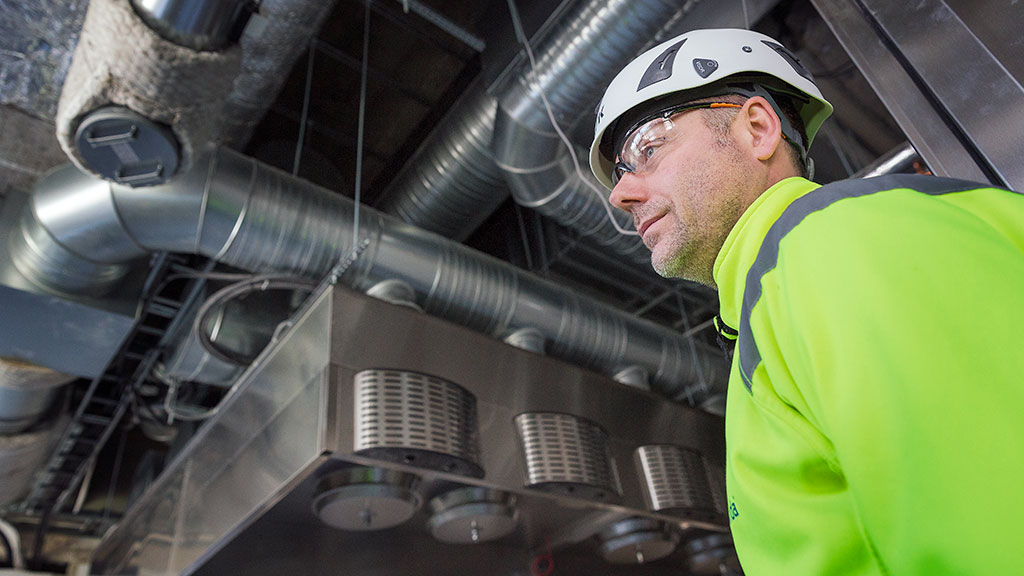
[355,369,482,477]
[635,445,721,518]
[514,412,616,500]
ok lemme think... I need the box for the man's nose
[609,175,646,212]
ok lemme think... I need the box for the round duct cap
[74,106,180,187]
[312,468,421,531]
[427,487,518,544]
[598,517,679,564]
[684,533,741,575]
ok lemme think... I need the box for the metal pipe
[131,0,253,51]
[16,148,728,401]
[853,141,922,178]
[375,81,508,241]
[492,0,702,259]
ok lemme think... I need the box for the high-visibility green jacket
[713,175,1024,575]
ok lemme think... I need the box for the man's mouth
[637,213,665,239]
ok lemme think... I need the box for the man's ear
[739,96,784,161]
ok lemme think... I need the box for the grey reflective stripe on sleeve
[737,174,996,393]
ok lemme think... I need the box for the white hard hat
[590,28,833,190]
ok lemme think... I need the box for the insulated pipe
[56,0,337,177]
[15,148,727,401]
[132,0,253,51]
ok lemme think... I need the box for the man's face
[609,109,753,286]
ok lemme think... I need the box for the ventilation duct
[14,147,727,401]
[375,80,507,242]
[492,0,682,260]
[55,0,337,179]
[378,0,781,256]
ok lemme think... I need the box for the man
[589,28,1024,574]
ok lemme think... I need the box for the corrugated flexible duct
[13,147,727,402]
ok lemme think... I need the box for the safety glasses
[612,102,742,185]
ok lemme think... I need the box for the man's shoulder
[796,174,996,215]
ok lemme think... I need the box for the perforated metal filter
[355,369,482,478]
[635,445,721,518]
[514,412,617,501]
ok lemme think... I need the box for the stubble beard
[647,152,746,286]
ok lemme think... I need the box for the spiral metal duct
[14,147,726,401]
[375,0,692,249]
[375,81,508,241]
[492,0,693,259]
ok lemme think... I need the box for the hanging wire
[353,0,372,251]
[741,0,750,29]
[504,0,638,237]
[294,39,317,176]
[675,292,708,404]
[101,426,130,527]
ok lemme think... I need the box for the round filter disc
[601,531,679,564]
[428,502,518,544]
[313,483,420,531]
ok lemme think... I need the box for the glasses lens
[617,116,677,179]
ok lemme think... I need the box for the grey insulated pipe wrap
[20,148,726,400]
[55,0,242,177]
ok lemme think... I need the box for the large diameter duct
[55,0,242,178]
[14,148,726,401]
[491,0,690,259]
[56,0,337,179]
[375,81,508,241]
[0,359,73,435]
[219,0,339,146]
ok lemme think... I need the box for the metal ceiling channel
[810,0,1024,189]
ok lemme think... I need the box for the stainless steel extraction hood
[91,284,734,575]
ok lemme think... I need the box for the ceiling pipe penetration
[15,147,727,402]
[55,0,338,180]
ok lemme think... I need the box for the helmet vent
[761,40,814,82]
[637,38,687,91]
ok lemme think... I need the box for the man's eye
[644,145,656,159]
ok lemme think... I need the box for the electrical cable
[192,274,318,365]
[294,38,317,176]
[353,0,372,251]
[160,377,222,423]
[504,0,638,237]
[0,517,22,569]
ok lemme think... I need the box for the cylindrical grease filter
[514,412,617,501]
[634,445,722,520]
[354,369,483,478]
